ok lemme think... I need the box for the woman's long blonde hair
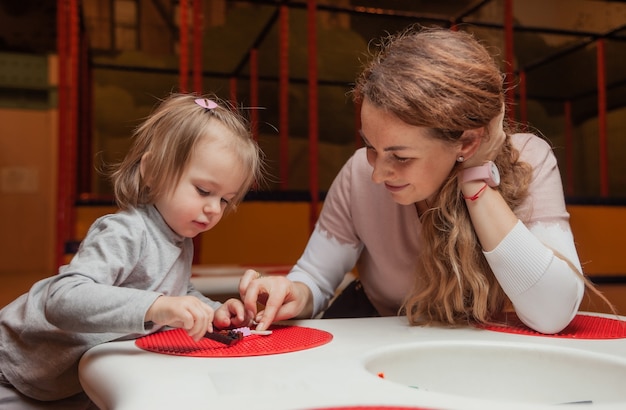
[410,136,531,325]
[353,26,536,325]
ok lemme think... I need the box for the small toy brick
[203,329,244,346]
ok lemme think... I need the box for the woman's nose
[370,159,389,184]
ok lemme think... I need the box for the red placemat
[135,325,333,357]
[476,313,626,339]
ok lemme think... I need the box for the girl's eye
[220,198,231,205]
[196,187,210,196]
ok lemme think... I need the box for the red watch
[461,161,500,187]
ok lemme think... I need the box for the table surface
[79,314,626,410]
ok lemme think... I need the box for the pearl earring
[457,156,465,162]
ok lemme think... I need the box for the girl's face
[154,132,246,238]
[360,98,460,205]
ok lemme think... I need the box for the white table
[79,314,626,410]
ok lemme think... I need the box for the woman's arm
[287,227,362,317]
[465,135,584,333]
[239,227,362,330]
[240,154,364,329]
[484,220,583,333]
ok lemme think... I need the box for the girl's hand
[238,269,312,331]
[213,298,248,329]
[145,295,214,341]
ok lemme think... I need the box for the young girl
[0,93,264,408]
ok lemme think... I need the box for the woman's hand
[145,295,215,341]
[239,269,313,331]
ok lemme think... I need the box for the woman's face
[360,98,460,205]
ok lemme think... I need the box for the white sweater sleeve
[484,220,584,333]
[287,226,362,318]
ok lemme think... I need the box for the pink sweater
[288,133,584,333]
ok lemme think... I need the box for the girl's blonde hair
[111,93,264,211]
[353,26,610,326]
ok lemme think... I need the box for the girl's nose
[203,197,222,215]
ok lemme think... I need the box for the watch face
[489,162,501,185]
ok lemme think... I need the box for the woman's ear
[457,127,484,161]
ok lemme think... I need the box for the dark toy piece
[203,329,244,346]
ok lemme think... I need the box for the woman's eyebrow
[359,129,411,152]
[383,145,411,152]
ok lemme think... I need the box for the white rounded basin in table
[364,340,626,406]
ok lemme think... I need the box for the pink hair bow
[194,98,218,110]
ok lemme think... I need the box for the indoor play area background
[1,0,626,313]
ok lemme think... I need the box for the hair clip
[195,98,218,110]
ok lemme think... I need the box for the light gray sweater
[0,205,221,401]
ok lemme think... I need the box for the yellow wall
[568,205,626,275]
[0,108,57,276]
[198,201,315,266]
[568,205,626,315]
[0,107,58,307]
[75,201,316,266]
[70,202,626,315]
[75,203,626,271]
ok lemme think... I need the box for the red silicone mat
[135,325,333,357]
[476,313,626,339]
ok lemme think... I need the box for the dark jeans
[322,280,380,319]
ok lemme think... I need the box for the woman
[240,26,591,334]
